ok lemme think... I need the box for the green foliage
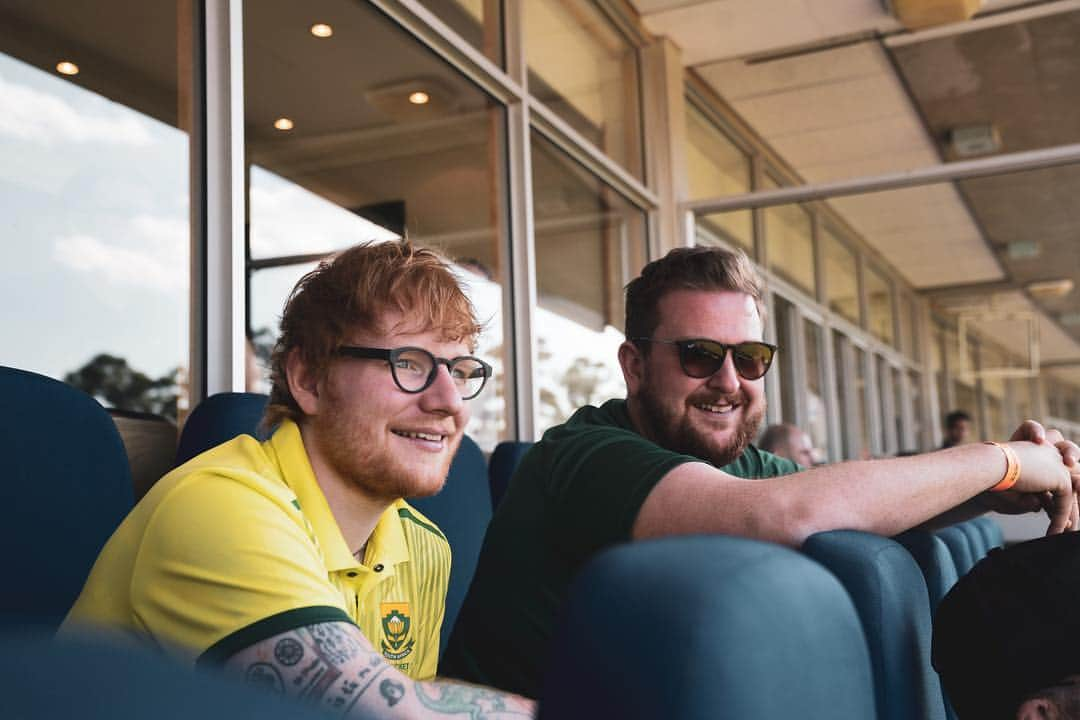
[64,353,180,420]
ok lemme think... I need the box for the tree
[64,354,180,420]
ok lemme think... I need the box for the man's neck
[297,424,392,561]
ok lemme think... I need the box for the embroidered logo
[380,602,415,661]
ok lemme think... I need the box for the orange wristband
[984,441,1020,492]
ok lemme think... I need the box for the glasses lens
[391,348,435,392]
[449,357,490,399]
[679,341,726,378]
[732,342,774,380]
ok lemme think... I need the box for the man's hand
[1004,421,1080,532]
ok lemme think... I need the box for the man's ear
[286,347,321,416]
[1016,697,1061,720]
[618,340,645,398]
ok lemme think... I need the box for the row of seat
[1,370,1003,719]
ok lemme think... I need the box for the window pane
[908,369,923,452]
[416,0,502,65]
[525,0,643,179]
[866,264,895,346]
[897,294,919,360]
[853,346,870,457]
[804,320,828,461]
[834,332,868,459]
[774,297,798,423]
[763,176,815,296]
[824,228,859,324]
[244,0,510,450]
[531,130,648,431]
[685,101,752,251]
[1,1,189,420]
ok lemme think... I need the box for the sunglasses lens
[679,341,726,378]
[732,343,774,380]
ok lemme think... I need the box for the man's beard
[310,392,457,501]
[635,382,765,468]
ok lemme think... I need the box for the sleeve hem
[196,605,353,667]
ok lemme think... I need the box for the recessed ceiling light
[408,91,430,105]
[273,117,294,131]
[1027,278,1074,298]
[310,23,333,38]
[56,61,79,76]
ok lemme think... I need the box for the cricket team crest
[380,602,415,661]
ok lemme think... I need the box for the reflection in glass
[763,177,815,296]
[0,1,189,420]
[686,101,752,250]
[244,0,509,450]
[525,0,642,179]
[531,131,647,431]
[416,0,502,65]
[824,228,859,324]
[804,320,828,460]
[866,264,895,346]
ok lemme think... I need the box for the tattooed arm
[224,621,536,719]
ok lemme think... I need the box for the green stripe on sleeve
[197,606,353,667]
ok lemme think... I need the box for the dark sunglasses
[335,346,492,400]
[632,337,777,381]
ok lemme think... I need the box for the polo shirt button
[346,571,358,577]
[373,564,384,572]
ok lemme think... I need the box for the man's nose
[705,352,740,393]
[420,363,465,415]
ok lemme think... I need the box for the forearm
[224,622,535,719]
[635,443,1010,547]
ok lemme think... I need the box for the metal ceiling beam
[682,142,1080,214]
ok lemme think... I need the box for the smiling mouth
[391,430,447,443]
[693,401,739,415]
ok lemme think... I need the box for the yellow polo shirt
[62,419,450,679]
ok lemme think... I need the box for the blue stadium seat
[488,440,533,507]
[540,536,876,720]
[3,630,333,720]
[174,392,269,466]
[0,366,133,627]
[936,525,977,576]
[803,531,946,720]
[409,434,492,661]
[895,530,960,611]
[972,515,1004,550]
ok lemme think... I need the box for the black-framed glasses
[632,337,777,381]
[335,346,493,400]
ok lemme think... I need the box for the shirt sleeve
[542,426,699,561]
[131,473,350,664]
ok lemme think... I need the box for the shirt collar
[266,419,409,573]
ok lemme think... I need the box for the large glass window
[834,332,868,459]
[531,130,647,432]
[244,0,510,450]
[0,1,190,420]
[866,264,895,346]
[762,176,815,296]
[525,0,643,179]
[824,228,859,324]
[774,297,798,423]
[685,100,753,251]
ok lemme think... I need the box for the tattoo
[245,662,285,695]
[306,623,363,665]
[416,683,532,719]
[274,637,304,666]
[380,678,406,707]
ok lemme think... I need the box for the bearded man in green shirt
[443,245,1080,699]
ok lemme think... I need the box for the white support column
[190,0,246,403]
[503,0,538,441]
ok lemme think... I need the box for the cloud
[249,166,399,258]
[52,214,187,292]
[0,68,153,147]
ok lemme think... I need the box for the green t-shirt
[441,399,800,697]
